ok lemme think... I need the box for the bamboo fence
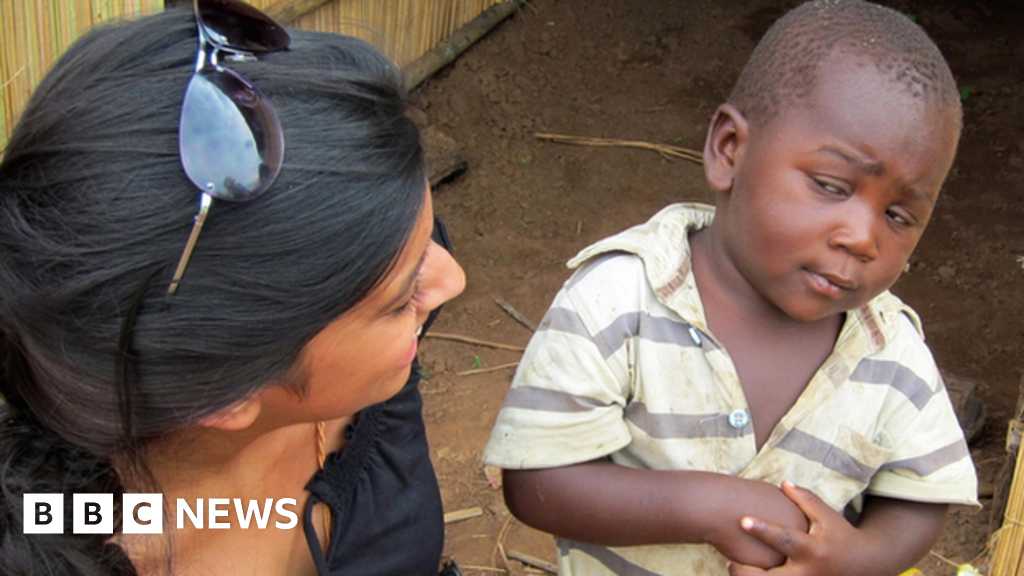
[989,383,1024,576]
[990,435,1024,575]
[279,0,506,68]
[1,0,506,152]
[1,0,165,153]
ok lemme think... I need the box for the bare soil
[410,1,1024,573]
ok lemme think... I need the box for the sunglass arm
[167,192,214,295]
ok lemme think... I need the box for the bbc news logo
[23,494,298,534]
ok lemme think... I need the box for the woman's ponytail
[0,342,135,575]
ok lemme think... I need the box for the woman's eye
[393,282,424,315]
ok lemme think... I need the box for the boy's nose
[828,205,879,262]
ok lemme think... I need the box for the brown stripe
[539,307,705,360]
[850,358,936,410]
[777,429,878,484]
[503,386,612,413]
[625,402,749,439]
[879,440,970,476]
[855,305,887,351]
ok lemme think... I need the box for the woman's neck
[118,417,351,575]
[148,421,319,494]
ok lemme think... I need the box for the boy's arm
[727,482,947,576]
[504,459,810,569]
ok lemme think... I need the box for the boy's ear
[703,103,750,192]
[199,396,262,431]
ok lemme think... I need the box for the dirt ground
[407,0,1024,574]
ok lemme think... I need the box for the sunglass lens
[196,0,290,53]
[179,67,284,201]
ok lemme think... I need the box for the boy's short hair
[729,0,961,127]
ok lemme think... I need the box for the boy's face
[713,52,960,323]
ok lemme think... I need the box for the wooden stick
[404,1,523,89]
[444,506,484,524]
[926,549,959,568]
[1,66,25,90]
[458,362,519,376]
[497,543,513,575]
[534,132,703,165]
[492,516,514,569]
[506,550,557,574]
[425,332,526,352]
[495,297,537,332]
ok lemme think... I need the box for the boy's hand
[704,477,810,568]
[724,481,865,576]
[724,482,948,576]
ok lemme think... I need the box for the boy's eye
[811,177,849,197]
[886,208,912,226]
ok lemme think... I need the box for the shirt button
[728,409,749,429]
[687,326,703,346]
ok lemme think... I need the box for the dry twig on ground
[425,333,526,352]
[506,549,557,574]
[535,132,703,164]
[495,297,537,332]
[444,507,484,524]
[457,362,520,377]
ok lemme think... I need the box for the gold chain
[315,421,331,547]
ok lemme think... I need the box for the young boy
[482,1,979,575]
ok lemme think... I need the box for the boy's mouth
[806,268,857,295]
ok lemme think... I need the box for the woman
[0,3,465,574]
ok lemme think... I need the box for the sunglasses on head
[169,0,291,295]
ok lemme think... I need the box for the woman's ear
[199,397,262,431]
[703,103,750,193]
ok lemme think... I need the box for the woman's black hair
[0,7,425,574]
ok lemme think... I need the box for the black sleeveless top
[302,218,452,575]
[302,362,444,575]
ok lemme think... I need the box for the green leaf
[904,13,917,22]
[960,85,975,101]
[471,356,483,369]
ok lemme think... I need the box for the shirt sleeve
[482,254,643,469]
[866,315,980,508]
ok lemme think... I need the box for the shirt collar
[567,202,919,353]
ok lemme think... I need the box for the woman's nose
[418,240,466,313]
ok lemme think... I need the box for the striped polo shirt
[483,203,978,576]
